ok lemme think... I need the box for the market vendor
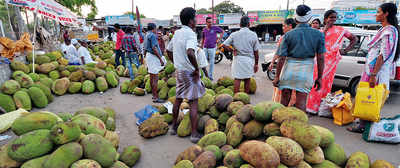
[63,39,80,65]
[78,39,95,65]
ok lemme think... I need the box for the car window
[342,35,368,57]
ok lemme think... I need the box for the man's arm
[166,37,174,63]
[201,30,205,48]
[187,48,199,81]
[216,27,224,44]
[254,50,259,73]
[222,33,233,52]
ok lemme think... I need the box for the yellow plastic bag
[332,92,354,126]
[352,82,389,122]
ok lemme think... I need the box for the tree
[55,0,98,19]
[123,11,146,18]
[197,8,212,14]
[212,1,244,14]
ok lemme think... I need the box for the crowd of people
[58,2,399,142]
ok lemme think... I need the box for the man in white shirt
[63,39,79,65]
[78,39,95,65]
[166,7,205,143]
[196,47,209,78]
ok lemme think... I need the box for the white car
[262,27,399,95]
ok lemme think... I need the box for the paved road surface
[1,43,399,167]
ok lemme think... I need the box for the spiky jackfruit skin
[80,134,118,167]
[82,80,95,94]
[1,80,21,95]
[119,145,141,167]
[7,129,54,162]
[13,90,32,111]
[68,82,82,94]
[28,87,48,108]
[138,116,169,138]
[11,111,59,135]
[96,77,109,92]
[42,142,83,168]
[51,78,70,96]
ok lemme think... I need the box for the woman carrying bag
[348,3,400,133]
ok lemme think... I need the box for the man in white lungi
[166,7,205,143]
[222,16,260,93]
[144,23,166,103]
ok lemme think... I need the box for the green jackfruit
[32,83,53,103]
[193,151,217,168]
[104,107,116,119]
[82,80,95,94]
[0,144,21,168]
[84,71,97,80]
[104,130,119,149]
[13,90,32,111]
[323,143,347,166]
[12,71,25,80]
[218,112,230,125]
[96,77,109,92]
[60,70,71,78]
[68,82,82,94]
[371,160,395,168]
[233,92,250,104]
[198,115,211,132]
[304,146,324,164]
[106,72,119,88]
[223,149,243,168]
[51,78,70,96]
[204,145,223,161]
[272,107,308,124]
[28,87,48,108]
[15,74,34,88]
[134,87,146,96]
[120,80,130,94]
[43,142,82,168]
[202,77,213,89]
[205,118,219,135]
[236,104,254,124]
[106,117,116,131]
[69,71,84,82]
[71,114,107,136]
[174,160,194,168]
[176,145,204,164]
[208,106,221,118]
[252,101,284,122]
[249,78,257,94]
[239,140,280,168]
[168,77,177,87]
[263,122,281,137]
[50,122,81,145]
[57,112,73,122]
[11,111,59,135]
[80,134,118,167]
[159,86,169,99]
[34,55,51,64]
[111,161,130,168]
[39,63,57,74]
[217,76,234,87]
[1,80,20,95]
[120,145,141,167]
[28,73,40,82]
[158,80,167,91]
[218,88,234,97]
[10,61,29,73]
[138,66,148,76]
[227,121,243,147]
[20,155,49,168]
[7,129,53,162]
[169,86,177,98]
[243,120,264,139]
[205,88,216,96]
[165,63,175,74]
[163,113,173,124]
[198,131,227,147]
[313,160,340,168]
[178,114,191,137]
[199,93,215,113]
[71,159,102,168]
[221,145,234,158]
[39,77,53,88]
[280,120,321,150]
[138,116,169,138]
[215,94,233,112]
[313,125,335,148]
[266,136,304,166]
[49,70,60,80]
[116,65,125,76]
[227,101,244,116]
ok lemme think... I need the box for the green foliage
[212,1,244,14]
[56,0,97,18]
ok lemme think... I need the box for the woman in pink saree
[306,10,358,114]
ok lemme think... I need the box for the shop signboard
[247,12,258,25]
[219,13,242,25]
[173,15,181,25]
[255,10,286,24]
[196,14,217,25]
[336,10,377,24]
[105,14,135,25]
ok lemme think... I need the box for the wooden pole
[212,0,214,23]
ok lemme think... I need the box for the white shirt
[78,46,94,64]
[196,48,208,68]
[111,32,117,42]
[223,27,260,58]
[64,44,79,64]
[167,26,198,72]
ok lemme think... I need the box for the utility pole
[286,0,290,11]
[212,0,214,23]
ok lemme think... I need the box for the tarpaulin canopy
[4,0,80,26]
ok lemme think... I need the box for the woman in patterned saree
[348,3,400,133]
[306,10,358,114]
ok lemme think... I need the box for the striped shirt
[122,33,138,53]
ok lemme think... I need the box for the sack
[332,92,354,126]
[352,82,389,122]
[318,90,344,118]
[134,105,159,126]
[362,115,400,144]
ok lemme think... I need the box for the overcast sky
[94,0,333,20]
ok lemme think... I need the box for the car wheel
[350,77,360,96]
[215,53,223,64]
[267,67,276,81]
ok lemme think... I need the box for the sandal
[153,98,166,103]
[190,134,202,143]
[347,124,365,133]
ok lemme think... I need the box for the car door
[334,35,368,87]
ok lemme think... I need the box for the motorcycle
[215,43,234,64]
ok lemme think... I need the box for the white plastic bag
[318,93,344,117]
[363,115,400,144]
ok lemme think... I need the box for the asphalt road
[0,43,399,167]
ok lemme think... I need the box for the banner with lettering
[5,0,80,26]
